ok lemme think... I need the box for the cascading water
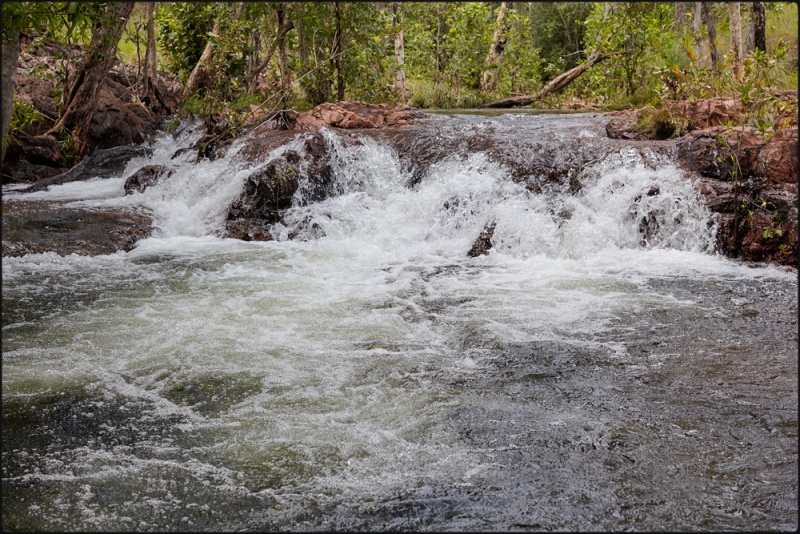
[2,113,797,531]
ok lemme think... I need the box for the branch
[479,52,608,108]
[246,18,294,85]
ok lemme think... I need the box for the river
[2,112,797,531]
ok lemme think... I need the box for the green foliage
[406,80,488,109]
[2,96,43,152]
[585,2,674,105]
[634,106,683,140]
[155,2,216,81]
[527,2,593,77]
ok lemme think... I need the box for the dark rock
[223,220,274,242]
[1,161,68,184]
[13,74,58,130]
[468,221,496,257]
[225,133,334,240]
[5,132,63,166]
[681,126,798,267]
[26,145,152,192]
[124,165,174,195]
[88,89,155,149]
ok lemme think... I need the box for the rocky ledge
[2,199,152,257]
[606,93,798,267]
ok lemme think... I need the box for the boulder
[4,132,63,167]
[225,133,333,240]
[605,110,644,140]
[88,89,155,149]
[664,98,738,130]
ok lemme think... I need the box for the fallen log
[479,53,608,109]
[24,145,152,192]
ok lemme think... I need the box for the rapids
[2,112,797,531]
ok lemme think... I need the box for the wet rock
[26,145,152,192]
[225,133,333,240]
[2,200,152,257]
[468,221,496,257]
[222,220,274,242]
[124,165,174,195]
[295,101,428,130]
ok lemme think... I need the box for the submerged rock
[1,201,152,257]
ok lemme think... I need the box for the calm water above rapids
[2,113,797,531]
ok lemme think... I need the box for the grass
[406,80,493,109]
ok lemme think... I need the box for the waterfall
[2,113,796,532]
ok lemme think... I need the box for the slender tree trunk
[184,19,220,99]
[393,2,407,101]
[674,2,686,35]
[753,1,766,53]
[334,1,345,101]
[434,2,441,84]
[184,2,245,99]
[693,2,703,53]
[143,2,157,100]
[296,16,307,67]
[729,2,743,78]
[46,2,135,156]
[2,28,20,164]
[277,5,290,107]
[702,2,720,72]
[481,1,513,92]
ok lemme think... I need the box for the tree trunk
[753,1,766,53]
[702,2,719,72]
[434,2,441,84]
[480,52,607,108]
[45,2,135,156]
[693,2,703,52]
[184,2,245,99]
[2,28,20,164]
[729,2,743,78]
[744,16,754,55]
[393,2,407,100]
[334,1,345,101]
[674,2,686,35]
[481,1,513,92]
[277,5,290,107]
[143,2,157,100]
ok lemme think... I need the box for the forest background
[2,2,798,159]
